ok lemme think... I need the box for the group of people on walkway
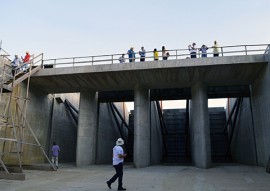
[10,51,31,75]
[120,46,171,63]
[188,40,219,58]
[119,41,220,63]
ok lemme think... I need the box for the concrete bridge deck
[31,54,267,98]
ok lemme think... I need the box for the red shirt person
[22,51,30,63]
[21,51,31,71]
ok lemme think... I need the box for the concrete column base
[190,82,211,168]
[133,85,150,168]
[76,90,98,166]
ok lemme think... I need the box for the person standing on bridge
[106,138,127,190]
[127,47,136,62]
[212,41,219,57]
[139,46,146,62]
[188,43,197,58]
[119,54,125,63]
[200,44,209,58]
[153,48,159,61]
[11,55,22,76]
[162,46,170,60]
[21,51,31,72]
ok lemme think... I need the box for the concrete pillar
[133,85,150,168]
[76,90,98,166]
[190,82,211,168]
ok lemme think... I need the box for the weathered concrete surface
[1,164,270,191]
[190,82,211,168]
[76,90,98,166]
[31,55,267,93]
[134,86,150,168]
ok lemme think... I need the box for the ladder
[0,50,56,180]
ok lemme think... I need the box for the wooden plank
[8,65,41,88]
[0,171,25,180]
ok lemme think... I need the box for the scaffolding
[0,48,56,180]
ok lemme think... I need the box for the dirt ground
[1,163,270,191]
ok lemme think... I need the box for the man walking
[51,142,60,169]
[106,138,127,190]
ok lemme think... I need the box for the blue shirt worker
[127,47,135,62]
[139,46,146,62]
[106,138,127,190]
[51,142,60,169]
[200,45,209,57]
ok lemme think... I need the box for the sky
[1,0,270,109]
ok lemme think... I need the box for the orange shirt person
[22,51,30,63]
[21,51,30,71]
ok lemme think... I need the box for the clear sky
[1,0,269,110]
[1,0,269,59]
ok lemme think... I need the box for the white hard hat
[116,138,124,146]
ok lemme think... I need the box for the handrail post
[176,50,178,59]
[54,59,56,67]
[245,45,247,55]
[111,55,113,64]
[221,47,224,56]
[92,56,94,65]
[73,58,75,67]
[41,53,44,67]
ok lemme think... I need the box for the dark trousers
[140,57,145,62]
[202,54,207,58]
[213,53,219,57]
[190,53,196,58]
[108,162,123,189]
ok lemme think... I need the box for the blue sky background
[1,0,269,109]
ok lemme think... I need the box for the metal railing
[42,44,270,69]
[265,44,270,54]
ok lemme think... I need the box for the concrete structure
[25,55,267,168]
[190,82,211,168]
[134,85,150,168]
[2,49,270,170]
[76,90,98,166]
[28,54,269,168]
[228,50,270,166]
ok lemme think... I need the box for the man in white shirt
[106,138,127,190]
[119,54,125,63]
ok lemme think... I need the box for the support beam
[76,90,98,166]
[190,82,211,168]
[133,85,150,168]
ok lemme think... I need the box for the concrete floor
[1,164,270,191]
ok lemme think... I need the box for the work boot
[106,181,111,189]
[118,187,126,190]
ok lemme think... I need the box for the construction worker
[21,51,30,72]
[51,142,60,169]
[106,138,127,190]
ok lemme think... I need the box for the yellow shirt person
[153,49,159,61]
